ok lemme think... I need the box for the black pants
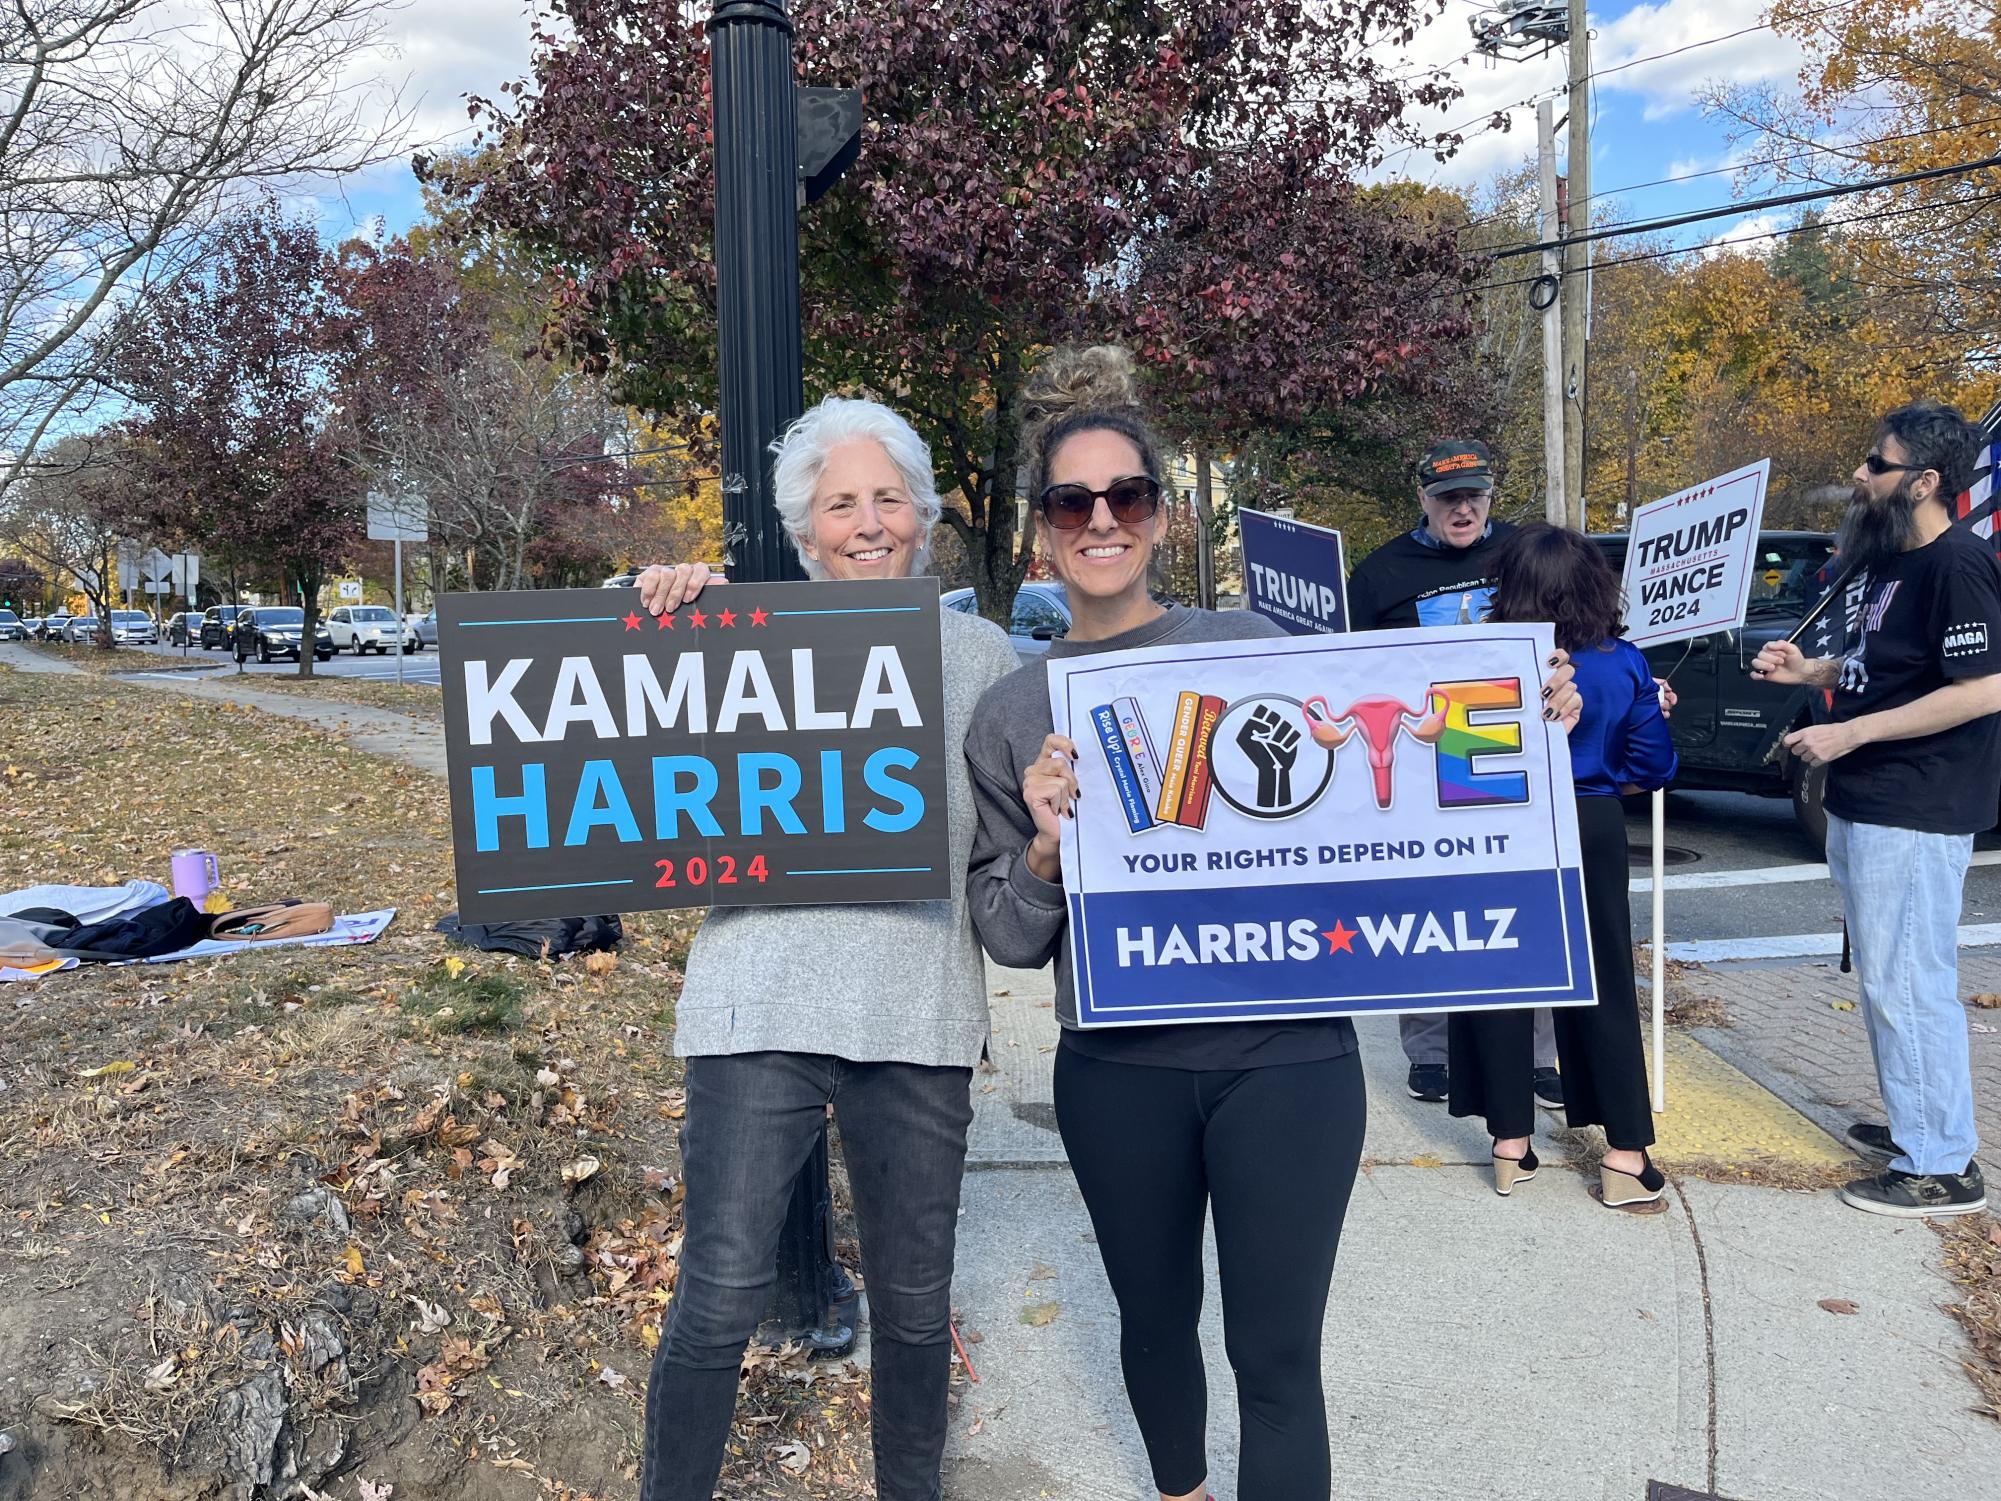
[1053,1045,1367,1500]
[639,1052,974,1501]
[1449,794,1655,1149]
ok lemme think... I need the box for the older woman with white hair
[633,397,1017,1501]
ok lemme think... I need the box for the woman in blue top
[1449,522,1679,1209]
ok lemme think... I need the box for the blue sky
[320,0,1807,258]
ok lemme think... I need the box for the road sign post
[367,493,429,692]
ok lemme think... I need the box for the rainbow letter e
[1430,678,1530,808]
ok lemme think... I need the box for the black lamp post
[707,0,862,1356]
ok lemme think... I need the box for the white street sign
[116,540,141,593]
[366,491,428,543]
[142,581,170,594]
[1619,459,1772,648]
[337,579,363,601]
[170,552,200,597]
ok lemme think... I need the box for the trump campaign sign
[440,579,949,923]
[1239,508,1350,635]
[1049,625,1595,1027]
[1620,459,1771,648]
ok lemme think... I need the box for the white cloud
[1699,209,1787,257]
[1594,0,1804,120]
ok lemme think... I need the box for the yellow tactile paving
[1645,1031,1860,1173]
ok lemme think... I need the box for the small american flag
[1953,433,2001,557]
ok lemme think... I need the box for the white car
[326,604,414,655]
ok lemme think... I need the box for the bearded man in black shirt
[1754,402,2001,1218]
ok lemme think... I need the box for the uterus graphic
[1301,691,1451,808]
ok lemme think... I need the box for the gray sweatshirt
[964,605,1357,1070]
[673,606,1020,1068]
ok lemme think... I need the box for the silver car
[63,615,101,643]
[0,609,24,641]
[942,581,1072,661]
[109,610,158,644]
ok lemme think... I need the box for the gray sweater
[673,606,1020,1068]
[964,605,1357,1069]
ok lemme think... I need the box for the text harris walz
[438,581,951,922]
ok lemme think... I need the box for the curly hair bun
[1021,345,1144,432]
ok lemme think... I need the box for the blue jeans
[640,1052,974,1501]
[1826,813,1980,1175]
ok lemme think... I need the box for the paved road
[1625,788,2001,957]
[111,635,443,684]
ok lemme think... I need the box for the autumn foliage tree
[112,210,362,676]
[430,0,1475,619]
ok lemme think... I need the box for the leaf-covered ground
[0,665,880,1501]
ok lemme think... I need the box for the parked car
[17,615,42,639]
[63,615,101,643]
[164,611,198,646]
[108,610,158,645]
[326,604,414,655]
[199,604,253,650]
[233,606,334,663]
[37,614,72,641]
[943,581,1073,661]
[1587,530,1840,845]
[406,608,438,649]
[0,609,24,641]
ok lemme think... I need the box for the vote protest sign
[1621,459,1771,648]
[1239,508,1349,635]
[1049,625,1595,1027]
[440,580,949,923]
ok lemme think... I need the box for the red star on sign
[622,611,642,631]
[687,607,707,629]
[656,610,675,629]
[749,607,769,627]
[717,608,737,628]
[1322,920,1358,955]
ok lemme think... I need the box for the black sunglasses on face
[1038,475,1163,530]
[1863,453,1929,477]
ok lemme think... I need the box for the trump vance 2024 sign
[440,580,950,922]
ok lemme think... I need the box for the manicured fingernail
[1541,685,1553,699]
[1544,707,1557,720]
[1548,655,1560,667]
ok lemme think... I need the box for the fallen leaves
[1817,1298,1860,1316]
[1019,1299,1060,1328]
[1972,993,2001,1009]
[76,1059,136,1079]
[562,1155,602,1188]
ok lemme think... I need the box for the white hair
[770,396,943,577]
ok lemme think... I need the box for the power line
[1488,150,2001,258]
[1467,184,2001,295]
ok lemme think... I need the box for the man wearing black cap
[1347,438,1563,1105]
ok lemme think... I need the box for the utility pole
[1559,0,1592,531]
[707,0,860,1359]
[1536,101,1566,526]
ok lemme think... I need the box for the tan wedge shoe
[1599,1151,1667,1208]
[1493,1146,1539,1196]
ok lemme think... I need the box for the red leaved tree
[112,210,362,676]
[431,0,1474,620]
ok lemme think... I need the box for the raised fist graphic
[1237,704,1301,809]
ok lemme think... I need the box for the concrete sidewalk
[946,964,2001,1501]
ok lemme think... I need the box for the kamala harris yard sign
[439,578,950,922]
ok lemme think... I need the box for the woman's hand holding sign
[1022,734,1079,883]
[637,562,714,615]
[1544,650,1582,731]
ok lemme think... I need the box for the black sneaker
[1839,1160,1987,1219]
[1406,1064,1449,1102]
[1846,1122,1904,1162]
[1533,1068,1565,1110]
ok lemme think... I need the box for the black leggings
[1448,793,1655,1150]
[1053,1045,1367,1500]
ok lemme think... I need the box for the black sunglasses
[1863,453,1930,477]
[1037,475,1163,530]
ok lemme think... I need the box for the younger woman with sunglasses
[964,348,1576,1501]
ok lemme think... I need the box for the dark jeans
[1053,1045,1368,1501]
[639,1051,975,1501]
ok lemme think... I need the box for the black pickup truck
[1590,530,1839,846]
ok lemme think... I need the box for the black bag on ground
[44,898,210,960]
[434,912,623,960]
